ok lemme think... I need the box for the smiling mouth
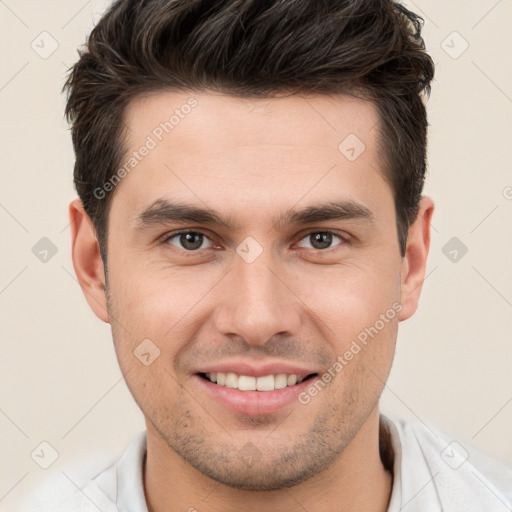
[198,372,318,391]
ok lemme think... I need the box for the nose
[213,246,302,346]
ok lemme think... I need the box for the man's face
[102,91,405,489]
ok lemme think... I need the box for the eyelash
[161,229,350,256]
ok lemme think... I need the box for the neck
[144,407,393,512]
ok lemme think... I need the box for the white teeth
[225,372,238,389]
[274,374,288,389]
[205,372,307,391]
[238,375,256,391]
[256,375,274,391]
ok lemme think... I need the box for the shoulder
[19,431,147,512]
[382,413,512,511]
[18,464,120,512]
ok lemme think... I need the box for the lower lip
[194,375,314,416]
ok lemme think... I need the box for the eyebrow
[133,198,375,231]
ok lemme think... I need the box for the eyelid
[161,228,350,253]
[162,229,216,249]
[293,229,349,250]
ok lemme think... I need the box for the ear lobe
[398,196,435,322]
[69,198,109,323]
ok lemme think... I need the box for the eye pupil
[171,231,340,253]
[180,232,203,250]
[311,232,332,250]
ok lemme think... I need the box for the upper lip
[195,359,319,378]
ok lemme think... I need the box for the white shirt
[22,413,512,511]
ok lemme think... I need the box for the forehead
[113,90,390,228]
[123,90,380,152]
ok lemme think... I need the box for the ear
[398,196,435,321]
[69,198,109,323]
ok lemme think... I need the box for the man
[26,0,512,510]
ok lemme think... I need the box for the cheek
[107,264,221,370]
[294,258,401,341]
[108,245,400,361]
[109,259,203,326]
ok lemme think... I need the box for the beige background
[1,0,511,508]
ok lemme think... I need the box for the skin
[70,91,434,512]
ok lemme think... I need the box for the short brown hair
[64,0,435,263]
